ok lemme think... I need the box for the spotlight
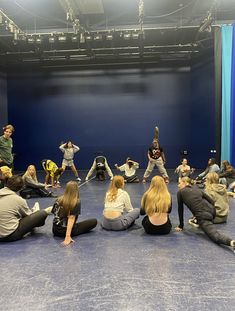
[85,34,92,41]
[132,32,139,40]
[80,33,85,43]
[71,35,78,42]
[94,34,102,41]
[106,33,113,40]
[27,37,35,44]
[36,37,42,44]
[123,33,131,40]
[58,35,66,42]
[49,36,55,43]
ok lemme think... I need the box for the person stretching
[175,177,235,252]
[59,141,81,181]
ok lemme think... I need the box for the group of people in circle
[0,124,235,251]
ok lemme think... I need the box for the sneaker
[32,202,40,213]
[142,178,147,183]
[188,217,199,228]
[76,177,81,182]
[231,241,235,253]
[45,206,53,214]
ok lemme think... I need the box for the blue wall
[190,59,216,168]
[7,65,214,171]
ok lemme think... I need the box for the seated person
[175,158,194,182]
[204,172,229,224]
[219,160,235,187]
[115,157,139,183]
[41,159,63,187]
[52,181,97,246]
[20,165,55,199]
[0,165,12,189]
[195,158,220,182]
[102,175,139,231]
[0,175,52,242]
[141,176,172,235]
[85,155,113,181]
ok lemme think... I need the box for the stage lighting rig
[199,12,213,33]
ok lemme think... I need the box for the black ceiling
[0,0,234,70]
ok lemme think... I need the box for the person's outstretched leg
[1,210,49,242]
[71,219,97,236]
[199,220,232,246]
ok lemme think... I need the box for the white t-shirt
[119,163,139,177]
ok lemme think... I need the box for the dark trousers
[20,186,50,198]
[142,216,172,235]
[0,211,48,242]
[124,174,139,183]
[196,208,232,246]
[53,219,97,237]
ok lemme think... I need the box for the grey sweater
[0,187,32,237]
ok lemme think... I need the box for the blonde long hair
[23,165,38,182]
[106,175,124,202]
[58,181,80,216]
[141,176,171,216]
[205,172,219,191]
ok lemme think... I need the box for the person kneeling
[141,176,172,235]
[102,175,140,231]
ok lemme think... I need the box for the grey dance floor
[1,170,235,311]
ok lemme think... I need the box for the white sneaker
[45,206,53,214]
[188,217,199,228]
[76,177,81,182]
[32,202,40,213]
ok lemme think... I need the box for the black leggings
[0,211,48,242]
[20,186,51,198]
[142,216,172,235]
[53,219,97,237]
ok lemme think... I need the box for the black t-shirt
[148,146,163,159]
[53,201,81,228]
[96,156,106,171]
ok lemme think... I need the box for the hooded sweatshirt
[0,187,32,238]
[205,184,229,217]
